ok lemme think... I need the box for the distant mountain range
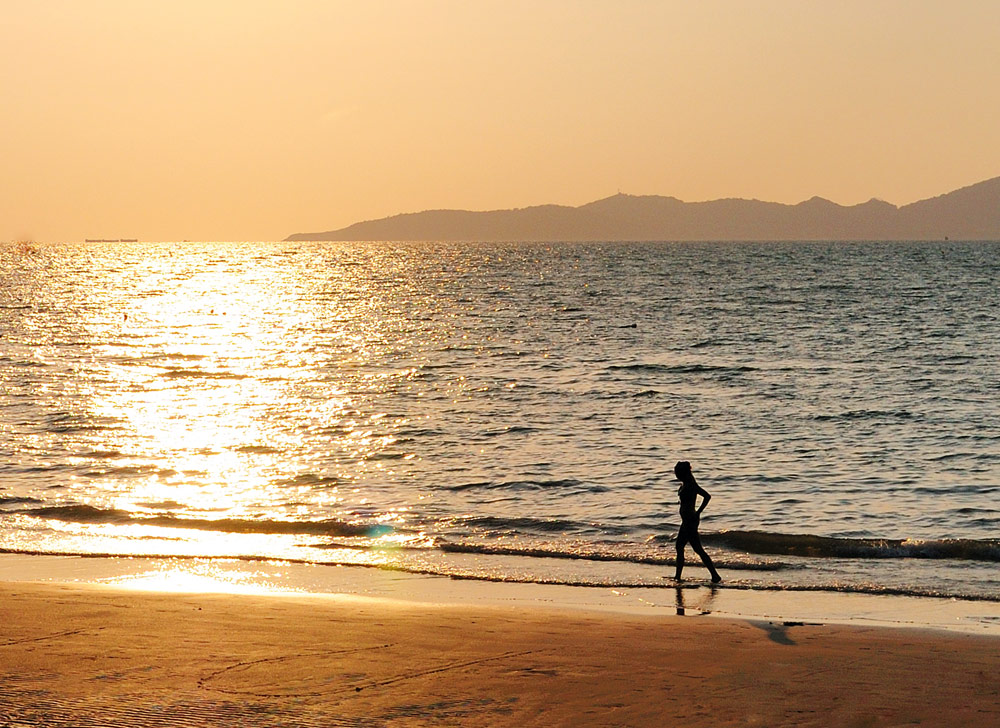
[286,176,1000,242]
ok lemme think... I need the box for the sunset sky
[3,1,1000,243]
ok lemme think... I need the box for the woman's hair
[674,461,692,479]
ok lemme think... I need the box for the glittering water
[2,240,999,600]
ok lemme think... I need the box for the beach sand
[2,577,999,728]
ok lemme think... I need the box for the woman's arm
[695,485,711,515]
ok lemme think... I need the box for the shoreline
[3,552,1000,636]
[2,572,999,726]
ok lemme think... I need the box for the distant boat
[83,238,138,243]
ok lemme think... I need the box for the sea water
[1,240,998,602]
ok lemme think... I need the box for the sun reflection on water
[66,242,416,558]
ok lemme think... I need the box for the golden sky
[3,1,1000,242]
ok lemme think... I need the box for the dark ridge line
[287,176,1000,242]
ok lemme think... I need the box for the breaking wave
[17,504,392,538]
[710,530,1000,562]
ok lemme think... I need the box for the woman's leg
[688,532,721,583]
[674,532,688,581]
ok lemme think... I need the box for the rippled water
[2,240,999,600]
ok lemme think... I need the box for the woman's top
[678,481,699,521]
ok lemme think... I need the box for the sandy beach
[2,572,999,728]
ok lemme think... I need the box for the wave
[0,496,44,507]
[1,358,46,367]
[272,473,339,488]
[233,445,282,455]
[910,484,1000,495]
[457,514,608,535]
[17,505,392,538]
[308,538,786,572]
[144,352,207,362]
[42,413,122,434]
[608,363,758,375]
[428,571,1000,603]
[0,547,996,603]
[811,409,914,422]
[79,449,126,460]
[450,516,1000,564]
[481,426,539,437]
[158,367,249,380]
[437,541,787,572]
[11,503,1000,565]
[710,530,1000,562]
[443,478,603,493]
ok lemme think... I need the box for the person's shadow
[749,621,796,645]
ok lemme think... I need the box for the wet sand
[2,580,999,728]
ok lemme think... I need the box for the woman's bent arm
[695,485,711,515]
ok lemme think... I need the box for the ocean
[2,240,999,602]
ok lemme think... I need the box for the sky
[3,0,1000,242]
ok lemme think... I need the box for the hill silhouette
[286,176,1000,242]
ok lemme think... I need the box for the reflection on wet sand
[675,584,718,617]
